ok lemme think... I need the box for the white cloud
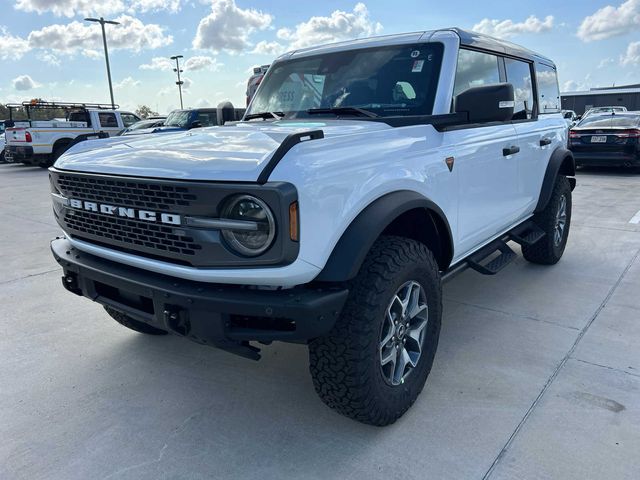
[15,0,126,17]
[0,27,30,60]
[139,56,173,71]
[277,3,382,50]
[27,15,173,55]
[598,57,615,69]
[184,55,222,71]
[15,0,182,16]
[251,40,285,56]
[181,77,192,91]
[562,75,592,92]
[13,75,40,91]
[128,0,181,14]
[193,0,272,52]
[473,15,554,38]
[578,0,640,42]
[38,51,61,66]
[620,41,640,66]
[114,76,141,89]
[139,55,222,72]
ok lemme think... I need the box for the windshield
[246,43,444,119]
[164,110,192,128]
[577,114,640,128]
[130,120,159,131]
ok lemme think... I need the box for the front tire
[522,175,572,265]
[104,305,168,335]
[309,236,442,426]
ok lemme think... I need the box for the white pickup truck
[4,103,140,168]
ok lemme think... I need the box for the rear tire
[40,143,70,168]
[522,175,572,265]
[309,236,442,426]
[104,305,168,335]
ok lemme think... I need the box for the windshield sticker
[412,60,424,73]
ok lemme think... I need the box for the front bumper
[5,145,34,163]
[51,237,348,359]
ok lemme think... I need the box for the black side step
[466,240,516,275]
[509,221,546,246]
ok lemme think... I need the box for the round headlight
[221,195,276,256]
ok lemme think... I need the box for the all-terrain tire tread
[522,176,572,265]
[309,235,441,426]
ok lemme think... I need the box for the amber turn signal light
[289,201,299,242]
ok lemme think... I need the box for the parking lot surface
[1,164,639,480]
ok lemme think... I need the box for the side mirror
[455,83,515,124]
[189,120,202,129]
[217,101,236,125]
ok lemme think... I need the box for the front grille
[65,210,202,257]
[57,174,197,211]
[50,169,298,268]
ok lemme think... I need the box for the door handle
[540,138,552,146]
[503,145,520,156]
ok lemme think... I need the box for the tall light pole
[85,17,119,109]
[171,55,184,109]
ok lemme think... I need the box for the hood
[54,120,391,182]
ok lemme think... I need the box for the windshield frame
[245,42,444,121]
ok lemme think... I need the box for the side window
[120,113,140,127]
[197,112,218,127]
[98,112,118,128]
[453,49,501,97]
[536,63,560,113]
[505,58,535,120]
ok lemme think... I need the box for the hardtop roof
[283,27,555,67]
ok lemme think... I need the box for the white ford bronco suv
[49,28,574,425]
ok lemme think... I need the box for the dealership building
[561,84,640,115]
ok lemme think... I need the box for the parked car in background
[119,117,166,136]
[569,112,640,167]
[583,106,627,118]
[131,106,245,136]
[246,65,270,105]
[0,120,6,162]
[562,110,577,127]
[4,101,140,168]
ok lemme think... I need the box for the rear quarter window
[536,63,560,114]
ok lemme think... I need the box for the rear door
[505,59,562,216]
[448,48,521,256]
[96,112,122,136]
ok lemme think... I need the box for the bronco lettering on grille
[68,199,181,225]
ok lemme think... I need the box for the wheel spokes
[378,280,430,386]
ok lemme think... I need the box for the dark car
[569,112,640,167]
[118,117,166,136]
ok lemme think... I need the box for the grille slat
[57,174,197,211]
[65,210,201,257]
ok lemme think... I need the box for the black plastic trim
[315,191,453,282]
[52,237,348,357]
[257,130,324,184]
[535,147,576,213]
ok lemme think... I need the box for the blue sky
[1,0,638,114]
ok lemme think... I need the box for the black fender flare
[315,191,454,282]
[534,147,576,213]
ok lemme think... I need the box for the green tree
[135,105,159,119]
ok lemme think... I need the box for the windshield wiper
[307,107,379,118]
[244,111,285,121]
